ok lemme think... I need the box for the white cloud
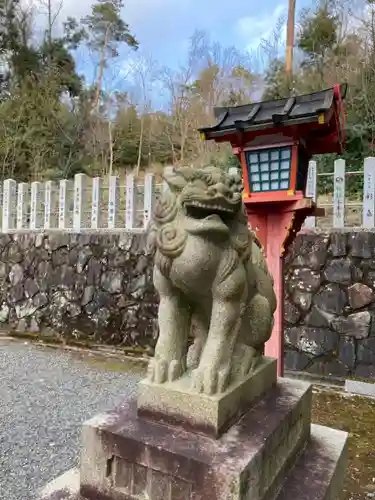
[24,0,91,42]
[237,3,287,61]
[26,0,191,66]
[23,0,290,88]
[28,0,185,33]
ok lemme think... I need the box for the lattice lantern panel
[245,146,292,193]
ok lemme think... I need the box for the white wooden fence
[0,158,374,232]
[0,173,165,233]
[304,157,375,229]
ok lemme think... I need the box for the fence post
[44,180,55,230]
[91,177,102,229]
[58,180,71,230]
[304,160,317,229]
[363,157,375,228]
[333,159,346,228]
[143,173,155,229]
[125,174,136,230]
[30,181,42,230]
[108,175,120,229]
[73,173,87,231]
[16,182,28,230]
[3,179,17,232]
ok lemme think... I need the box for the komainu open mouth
[184,201,236,223]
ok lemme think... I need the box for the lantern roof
[198,84,347,155]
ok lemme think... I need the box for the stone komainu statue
[147,166,277,395]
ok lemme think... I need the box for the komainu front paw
[191,363,231,395]
[147,358,185,384]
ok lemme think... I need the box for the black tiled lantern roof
[198,84,347,139]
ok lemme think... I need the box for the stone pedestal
[138,357,277,438]
[79,378,311,500]
[40,357,348,500]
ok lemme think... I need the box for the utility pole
[285,0,296,82]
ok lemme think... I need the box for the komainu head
[160,165,244,231]
[148,165,251,260]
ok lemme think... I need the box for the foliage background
[0,0,374,198]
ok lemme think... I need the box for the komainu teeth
[186,201,234,213]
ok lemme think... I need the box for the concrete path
[0,340,141,500]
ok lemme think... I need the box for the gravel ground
[0,341,141,500]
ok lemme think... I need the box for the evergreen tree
[81,0,139,109]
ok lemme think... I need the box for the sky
[40,0,310,65]
[123,0,289,66]
[31,0,314,101]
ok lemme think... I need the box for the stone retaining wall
[0,232,157,353]
[284,231,375,379]
[1,230,375,379]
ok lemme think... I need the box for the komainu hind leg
[245,292,274,348]
[230,344,259,381]
[230,292,274,382]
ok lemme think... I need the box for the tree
[81,0,139,110]
[298,5,338,65]
[127,53,158,175]
[0,0,40,91]
[158,31,256,165]
[296,3,339,88]
[0,0,90,180]
[260,0,371,198]
[4,8,375,185]
[262,59,290,100]
[0,72,69,180]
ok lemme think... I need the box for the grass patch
[346,376,375,385]
[82,355,147,376]
[7,331,61,343]
[312,388,375,499]
[4,331,149,375]
[7,330,151,355]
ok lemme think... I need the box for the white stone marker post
[30,181,42,230]
[58,180,71,229]
[91,177,103,229]
[44,180,55,230]
[16,182,28,230]
[108,175,120,229]
[125,174,136,230]
[3,179,17,232]
[73,173,87,231]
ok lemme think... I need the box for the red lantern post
[199,84,347,376]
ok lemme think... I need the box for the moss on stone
[312,387,375,499]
